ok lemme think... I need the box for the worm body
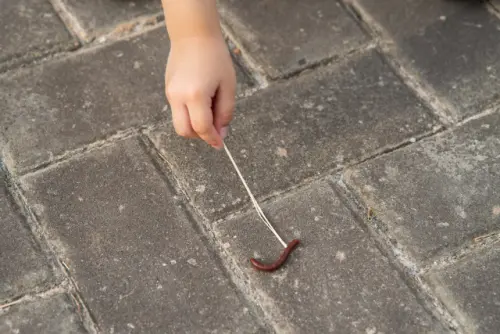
[250,239,300,272]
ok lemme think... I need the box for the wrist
[170,35,226,51]
[162,0,223,43]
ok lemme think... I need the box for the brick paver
[0,26,252,172]
[215,181,444,333]
[345,111,500,264]
[351,0,500,120]
[0,0,77,72]
[20,138,262,333]
[1,0,499,333]
[427,243,500,334]
[219,0,368,78]
[0,171,56,302]
[148,49,439,220]
[0,294,86,334]
[53,0,162,42]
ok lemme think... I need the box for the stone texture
[0,294,86,334]
[147,49,439,220]
[57,0,162,42]
[219,0,368,78]
[427,243,500,334]
[345,111,500,264]
[492,0,500,11]
[214,181,443,333]
[0,171,55,302]
[0,0,76,71]
[0,26,253,172]
[20,138,261,334]
[353,0,500,119]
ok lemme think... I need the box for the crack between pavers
[455,101,500,127]
[140,127,457,333]
[426,273,481,334]
[0,284,70,310]
[343,0,460,127]
[204,127,445,224]
[49,0,164,45]
[1,164,72,292]
[486,0,500,18]
[138,134,280,333]
[17,125,154,178]
[219,22,269,89]
[0,17,164,78]
[0,282,97,334]
[5,114,453,332]
[276,40,377,82]
[422,231,500,275]
[219,3,376,85]
[1,163,99,333]
[96,14,165,44]
[333,179,463,334]
[0,40,81,75]
[49,0,90,44]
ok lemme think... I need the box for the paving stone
[214,181,443,333]
[20,138,261,334]
[0,0,76,71]
[219,0,368,78]
[0,171,55,302]
[353,0,500,119]
[147,49,439,220]
[426,243,500,334]
[0,26,253,173]
[0,294,86,334]
[56,0,162,41]
[345,111,500,264]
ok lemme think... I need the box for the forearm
[161,0,223,44]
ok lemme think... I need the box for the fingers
[213,75,236,137]
[167,85,222,149]
[170,102,198,138]
[187,96,223,149]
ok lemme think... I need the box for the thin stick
[224,143,288,248]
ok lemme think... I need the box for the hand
[165,37,236,149]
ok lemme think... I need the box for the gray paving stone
[214,181,443,333]
[56,0,162,41]
[20,138,261,334]
[491,0,500,11]
[0,26,253,173]
[353,0,500,119]
[0,294,86,334]
[0,0,76,71]
[0,171,55,302]
[426,243,500,334]
[147,49,439,220]
[345,111,500,264]
[219,0,368,78]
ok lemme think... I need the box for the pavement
[1,0,499,333]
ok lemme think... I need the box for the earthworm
[250,239,300,272]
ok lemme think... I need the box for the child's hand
[165,37,236,149]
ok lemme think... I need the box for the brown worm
[250,239,300,272]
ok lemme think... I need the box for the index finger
[186,98,223,149]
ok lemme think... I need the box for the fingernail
[220,126,229,139]
[211,140,223,150]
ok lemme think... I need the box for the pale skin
[161,0,236,150]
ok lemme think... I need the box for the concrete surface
[1,0,499,333]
